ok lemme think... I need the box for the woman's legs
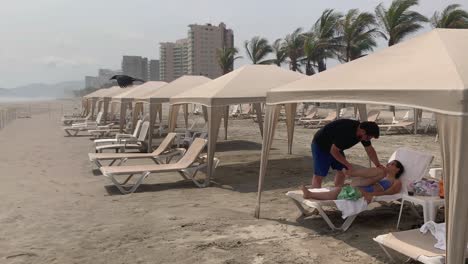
[302,186,341,200]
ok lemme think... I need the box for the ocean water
[0,97,55,103]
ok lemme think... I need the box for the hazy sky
[0,0,461,88]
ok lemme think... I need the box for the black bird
[109,75,145,88]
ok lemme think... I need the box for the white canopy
[112,81,167,101]
[138,76,212,150]
[138,75,211,103]
[170,65,305,186]
[83,86,128,117]
[108,82,167,132]
[256,29,468,264]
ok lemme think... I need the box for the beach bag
[409,179,439,196]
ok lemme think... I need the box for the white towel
[420,221,446,250]
[334,198,368,219]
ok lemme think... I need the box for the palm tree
[270,39,288,66]
[301,33,319,75]
[337,9,384,62]
[431,4,468,28]
[375,0,428,46]
[216,47,242,75]
[244,36,272,64]
[284,28,304,72]
[311,9,343,72]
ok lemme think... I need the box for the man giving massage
[302,160,405,203]
[311,119,382,188]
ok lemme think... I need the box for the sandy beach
[0,100,442,264]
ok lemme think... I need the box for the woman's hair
[393,160,405,179]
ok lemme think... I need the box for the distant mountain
[0,88,13,96]
[1,80,84,98]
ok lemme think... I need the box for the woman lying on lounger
[302,160,405,203]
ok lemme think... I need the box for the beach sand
[0,101,442,264]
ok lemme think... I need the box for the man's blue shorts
[311,142,346,177]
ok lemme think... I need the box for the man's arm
[364,145,383,168]
[330,144,352,169]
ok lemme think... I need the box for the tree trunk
[305,60,315,76]
[318,59,327,72]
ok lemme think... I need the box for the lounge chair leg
[116,158,128,166]
[290,199,316,216]
[94,160,103,168]
[122,174,135,185]
[289,197,357,231]
[377,243,396,263]
[107,172,150,194]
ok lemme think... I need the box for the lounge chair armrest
[116,134,135,139]
[118,138,138,144]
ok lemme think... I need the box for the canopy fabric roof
[100,86,129,98]
[266,29,468,116]
[83,88,111,98]
[138,75,211,103]
[170,65,305,106]
[112,81,167,101]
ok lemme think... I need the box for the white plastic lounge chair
[62,112,91,125]
[286,147,433,231]
[182,132,208,147]
[100,138,219,194]
[230,105,240,117]
[303,111,337,128]
[297,108,319,124]
[380,121,415,134]
[89,133,185,168]
[95,121,150,153]
[94,120,143,146]
[374,228,468,264]
[367,110,381,122]
[70,112,103,128]
[63,112,107,136]
[87,127,121,138]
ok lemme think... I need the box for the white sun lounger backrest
[325,111,337,120]
[132,120,143,138]
[152,133,177,155]
[378,147,433,201]
[137,121,150,141]
[367,110,380,122]
[177,138,207,168]
[94,111,103,124]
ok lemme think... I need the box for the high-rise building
[159,22,234,82]
[187,22,234,78]
[97,69,121,87]
[122,56,148,81]
[149,60,160,81]
[160,39,190,82]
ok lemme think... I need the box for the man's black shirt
[312,119,371,152]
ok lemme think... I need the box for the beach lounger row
[97,138,219,194]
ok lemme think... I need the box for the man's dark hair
[360,121,380,139]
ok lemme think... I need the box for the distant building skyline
[149,60,160,81]
[159,22,234,82]
[122,55,149,81]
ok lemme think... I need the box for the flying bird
[109,75,145,88]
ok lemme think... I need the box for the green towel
[337,186,362,201]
